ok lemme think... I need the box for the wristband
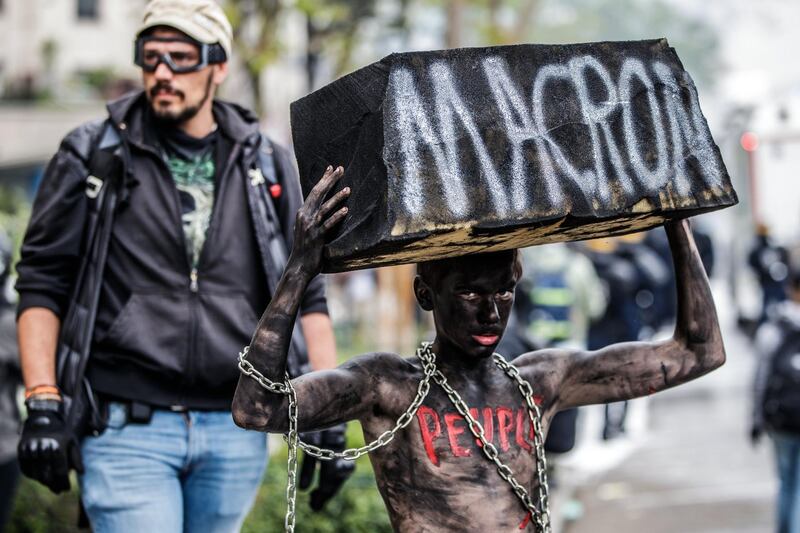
[26,393,63,403]
[25,384,62,400]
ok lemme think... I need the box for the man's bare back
[233,166,725,532]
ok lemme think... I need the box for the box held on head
[290,39,737,273]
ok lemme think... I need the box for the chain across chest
[238,342,552,532]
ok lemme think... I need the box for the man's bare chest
[368,381,547,468]
[414,397,540,466]
[363,361,551,531]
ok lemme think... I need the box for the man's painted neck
[430,339,495,375]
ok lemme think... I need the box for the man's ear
[212,62,228,85]
[414,276,434,311]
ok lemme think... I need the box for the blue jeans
[79,402,268,533]
[772,431,800,533]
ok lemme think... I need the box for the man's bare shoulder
[510,346,574,370]
[335,352,424,423]
[508,346,578,410]
[338,351,422,378]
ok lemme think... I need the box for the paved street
[555,288,776,533]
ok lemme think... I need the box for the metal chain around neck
[418,343,551,532]
[239,342,550,532]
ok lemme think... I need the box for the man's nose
[154,61,173,80]
[477,297,500,324]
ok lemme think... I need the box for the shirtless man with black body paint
[232,165,726,532]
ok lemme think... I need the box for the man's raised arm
[520,219,726,410]
[232,166,355,432]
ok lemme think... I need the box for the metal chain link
[422,342,551,532]
[238,346,291,394]
[297,344,438,461]
[285,378,299,533]
[493,354,551,529]
[238,342,551,532]
[239,345,439,461]
[238,344,440,532]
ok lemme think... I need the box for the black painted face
[420,252,518,363]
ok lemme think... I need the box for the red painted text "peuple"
[415,404,541,466]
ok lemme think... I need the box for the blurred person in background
[586,233,671,440]
[752,266,800,533]
[513,243,606,453]
[750,223,790,325]
[643,220,715,337]
[13,0,345,531]
[524,243,607,350]
[0,230,21,531]
[497,242,606,497]
[615,232,674,340]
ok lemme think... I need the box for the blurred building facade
[0,0,143,101]
[0,1,315,174]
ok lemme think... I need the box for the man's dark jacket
[16,91,327,410]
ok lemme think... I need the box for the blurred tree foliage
[225,0,284,118]
[0,186,32,268]
[435,0,719,88]
[9,477,81,533]
[225,0,407,114]
[298,0,379,90]
[228,0,718,116]
[243,424,392,532]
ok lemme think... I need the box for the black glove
[18,398,84,494]
[299,424,355,511]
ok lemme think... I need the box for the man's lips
[152,87,182,99]
[471,334,500,346]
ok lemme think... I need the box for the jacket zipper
[128,130,253,397]
[144,145,201,389]
[183,143,243,389]
[195,142,242,272]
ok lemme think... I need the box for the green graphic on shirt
[167,151,215,269]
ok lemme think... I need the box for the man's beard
[149,71,215,126]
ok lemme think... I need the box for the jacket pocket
[195,292,259,388]
[94,291,190,376]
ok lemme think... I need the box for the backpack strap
[80,121,122,251]
[245,135,310,378]
[57,119,124,434]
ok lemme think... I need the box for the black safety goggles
[134,36,226,74]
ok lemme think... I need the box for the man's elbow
[705,340,727,371]
[688,336,727,375]
[677,314,726,372]
[231,392,272,431]
[232,405,264,431]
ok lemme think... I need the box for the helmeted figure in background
[752,267,800,533]
[14,1,348,531]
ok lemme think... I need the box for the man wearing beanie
[14,1,344,530]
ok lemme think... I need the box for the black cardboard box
[290,39,737,272]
